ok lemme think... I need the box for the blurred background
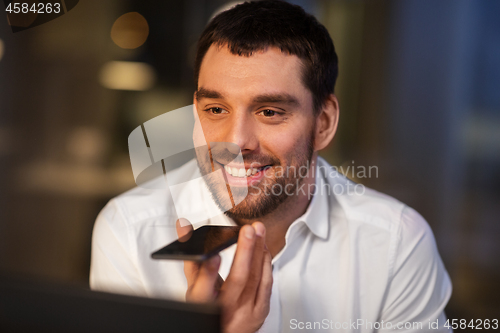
[0,0,499,329]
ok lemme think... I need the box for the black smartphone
[151,226,240,261]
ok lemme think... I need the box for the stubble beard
[197,131,315,223]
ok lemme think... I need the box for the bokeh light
[99,61,156,91]
[0,39,4,61]
[110,12,149,49]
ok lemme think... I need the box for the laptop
[0,273,220,333]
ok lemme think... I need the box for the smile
[218,163,272,186]
[223,165,269,178]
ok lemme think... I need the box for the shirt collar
[295,161,329,240]
[205,158,330,239]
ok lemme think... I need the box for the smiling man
[194,44,330,258]
[90,1,452,332]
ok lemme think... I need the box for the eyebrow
[253,93,300,106]
[195,88,223,101]
[196,87,300,107]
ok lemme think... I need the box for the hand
[219,222,273,333]
[176,218,224,302]
[176,219,273,333]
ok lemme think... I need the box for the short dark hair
[194,0,338,114]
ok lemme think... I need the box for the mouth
[217,162,272,186]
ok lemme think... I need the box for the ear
[314,94,339,151]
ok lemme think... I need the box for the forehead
[198,44,311,104]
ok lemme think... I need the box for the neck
[234,155,318,257]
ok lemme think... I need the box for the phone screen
[151,226,240,261]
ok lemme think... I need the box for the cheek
[260,128,308,162]
[197,116,221,142]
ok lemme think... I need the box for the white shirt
[90,157,452,333]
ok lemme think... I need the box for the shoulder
[318,157,409,231]
[99,159,199,227]
[104,184,172,226]
[92,160,202,255]
[317,157,441,276]
[318,157,434,255]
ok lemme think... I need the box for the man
[90,1,452,332]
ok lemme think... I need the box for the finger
[176,219,198,286]
[176,218,193,242]
[187,254,221,303]
[241,222,266,300]
[220,224,256,303]
[184,260,201,287]
[254,249,273,315]
[214,274,224,299]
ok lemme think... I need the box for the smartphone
[151,226,240,261]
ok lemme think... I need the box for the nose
[224,111,258,153]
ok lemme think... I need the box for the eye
[206,107,228,114]
[259,109,278,117]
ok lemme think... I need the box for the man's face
[195,45,316,221]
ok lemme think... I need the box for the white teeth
[223,165,262,178]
